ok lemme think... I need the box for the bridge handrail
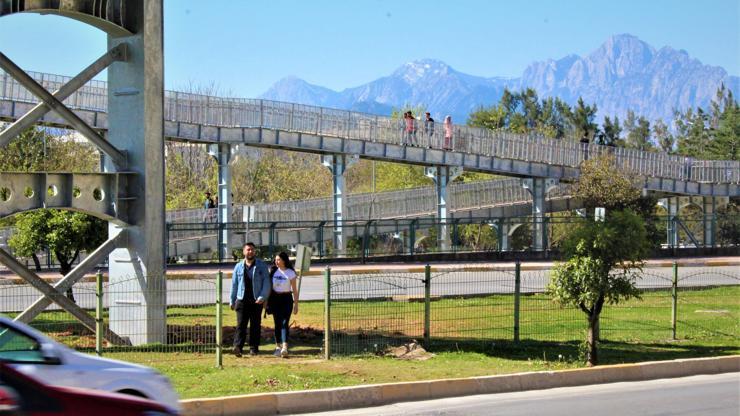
[164,177,573,226]
[1,70,738,184]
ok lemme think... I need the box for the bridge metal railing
[2,70,738,184]
[165,178,573,226]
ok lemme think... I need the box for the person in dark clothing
[230,242,271,356]
[424,112,435,147]
[202,192,216,222]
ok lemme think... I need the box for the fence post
[216,270,223,368]
[671,261,678,340]
[324,266,332,360]
[95,271,103,356]
[514,260,521,342]
[423,264,431,348]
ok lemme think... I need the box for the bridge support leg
[494,220,510,251]
[665,197,678,248]
[522,178,557,251]
[426,166,462,251]
[104,1,166,345]
[210,144,232,261]
[322,155,357,256]
[703,197,715,248]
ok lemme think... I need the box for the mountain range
[260,34,739,124]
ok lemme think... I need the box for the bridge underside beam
[0,1,136,36]
[0,172,134,224]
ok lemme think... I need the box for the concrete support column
[665,197,678,248]
[210,144,232,261]
[322,155,357,255]
[105,0,166,345]
[703,197,716,247]
[426,166,462,251]
[494,220,510,251]
[522,178,557,251]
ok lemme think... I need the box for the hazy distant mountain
[260,34,739,123]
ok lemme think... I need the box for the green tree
[625,116,652,150]
[707,89,739,160]
[547,210,650,366]
[675,108,712,158]
[716,201,740,245]
[568,97,598,141]
[575,154,642,212]
[1,127,105,287]
[600,116,622,146]
[653,119,674,153]
[9,210,106,284]
[468,89,573,140]
[548,156,650,366]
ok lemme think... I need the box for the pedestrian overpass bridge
[1,69,738,256]
[0,2,736,346]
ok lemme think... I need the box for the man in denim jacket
[230,242,271,356]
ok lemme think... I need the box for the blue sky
[1,0,738,97]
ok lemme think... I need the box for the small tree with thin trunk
[9,210,106,300]
[547,154,650,366]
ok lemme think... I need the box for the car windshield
[0,324,44,363]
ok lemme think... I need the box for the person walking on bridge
[443,115,453,150]
[424,112,435,148]
[405,111,418,146]
[230,242,271,357]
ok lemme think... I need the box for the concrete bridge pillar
[493,220,510,251]
[425,166,462,251]
[661,197,679,248]
[322,155,357,255]
[703,197,716,247]
[209,144,232,261]
[105,1,166,345]
[522,178,558,251]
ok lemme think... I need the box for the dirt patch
[384,340,435,360]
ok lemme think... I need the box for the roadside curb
[180,355,739,416]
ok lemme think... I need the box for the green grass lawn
[14,286,739,399]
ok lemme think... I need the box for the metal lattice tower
[0,0,165,345]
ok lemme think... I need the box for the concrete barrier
[180,355,739,416]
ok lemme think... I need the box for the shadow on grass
[28,319,738,366]
[425,338,739,365]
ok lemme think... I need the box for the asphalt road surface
[0,265,737,313]
[311,372,740,416]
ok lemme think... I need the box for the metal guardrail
[1,70,738,184]
[164,178,574,224]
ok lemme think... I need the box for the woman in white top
[268,251,299,357]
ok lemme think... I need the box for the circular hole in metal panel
[47,185,58,197]
[0,187,10,202]
[72,186,82,198]
[24,187,34,198]
[93,188,105,202]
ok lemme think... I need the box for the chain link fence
[325,264,739,357]
[0,263,737,362]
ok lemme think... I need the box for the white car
[0,315,180,413]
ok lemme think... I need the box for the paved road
[0,265,737,312]
[312,373,740,416]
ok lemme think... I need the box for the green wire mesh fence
[0,263,736,362]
